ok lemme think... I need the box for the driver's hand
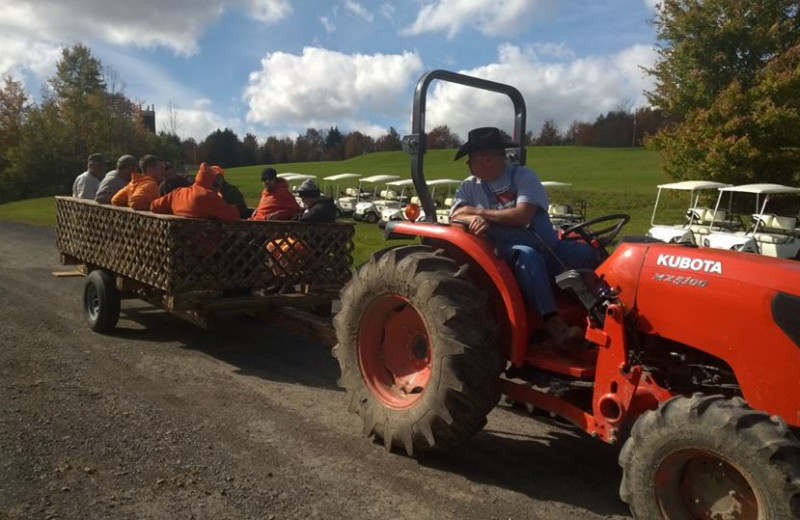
[468,215,488,236]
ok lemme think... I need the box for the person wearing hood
[295,179,336,223]
[249,167,302,221]
[149,163,239,222]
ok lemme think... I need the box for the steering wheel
[561,213,631,250]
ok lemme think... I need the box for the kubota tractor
[333,70,800,519]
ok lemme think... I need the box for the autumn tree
[427,125,461,149]
[375,126,402,151]
[344,131,374,158]
[647,0,800,184]
[535,119,561,146]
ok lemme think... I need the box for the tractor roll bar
[403,70,527,222]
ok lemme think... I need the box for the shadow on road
[416,409,630,517]
[110,302,342,392]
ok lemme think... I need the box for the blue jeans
[485,224,600,316]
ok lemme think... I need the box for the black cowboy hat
[454,126,518,160]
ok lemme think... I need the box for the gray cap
[297,179,320,197]
[117,154,138,167]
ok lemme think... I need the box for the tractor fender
[386,222,529,365]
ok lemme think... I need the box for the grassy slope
[0,147,676,264]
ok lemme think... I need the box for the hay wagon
[54,197,354,339]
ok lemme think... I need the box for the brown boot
[543,316,585,352]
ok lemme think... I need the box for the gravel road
[0,220,631,520]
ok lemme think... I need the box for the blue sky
[1,0,660,142]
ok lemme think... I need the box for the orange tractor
[333,70,800,518]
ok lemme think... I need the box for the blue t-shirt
[450,164,558,247]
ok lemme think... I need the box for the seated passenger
[95,155,138,204]
[72,153,106,200]
[158,161,193,196]
[150,163,239,222]
[111,155,166,210]
[212,168,250,219]
[295,179,336,223]
[450,127,601,351]
[249,167,302,221]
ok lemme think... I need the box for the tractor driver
[450,127,601,351]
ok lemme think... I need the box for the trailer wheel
[619,394,800,519]
[83,270,121,333]
[333,245,501,455]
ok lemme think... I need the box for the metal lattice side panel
[55,197,354,293]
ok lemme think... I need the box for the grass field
[0,146,684,265]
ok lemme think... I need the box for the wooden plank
[51,270,84,278]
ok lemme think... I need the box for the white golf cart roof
[386,179,415,187]
[427,178,462,186]
[718,183,800,195]
[323,173,361,181]
[541,181,572,188]
[657,180,731,191]
[360,174,400,184]
[278,173,316,181]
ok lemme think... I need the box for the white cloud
[343,1,374,23]
[0,33,62,84]
[244,46,423,134]
[401,0,557,38]
[0,0,290,58]
[246,0,292,22]
[424,43,658,140]
[157,104,242,142]
[320,16,337,33]
[644,0,660,10]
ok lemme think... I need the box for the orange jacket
[249,179,302,221]
[111,173,160,210]
[149,164,239,222]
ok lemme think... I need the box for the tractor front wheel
[333,245,501,455]
[620,394,800,519]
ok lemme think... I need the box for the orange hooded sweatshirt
[249,178,302,221]
[111,172,160,210]
[149,163,239,222]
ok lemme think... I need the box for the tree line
[3,1,798,205]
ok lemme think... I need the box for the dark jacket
[299,196,337,223]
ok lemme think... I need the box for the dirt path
[0,220,630,519]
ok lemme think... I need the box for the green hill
[0,146,671,264]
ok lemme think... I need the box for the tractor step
[523,348,596,380]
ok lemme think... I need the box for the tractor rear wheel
[333,245,501,455]
[619,394,800,519]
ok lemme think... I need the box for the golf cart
[323,173,361,218]
[353,174,400,223]
[702,183,800,259]
[646,180,733,245]
[542,181,586,229]
[378,179,416,227]
[379,178,463,227]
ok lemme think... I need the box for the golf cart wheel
[364,212,379,224]
[83,269,121,333]
[619,394,800,519]
[333,245,501,455]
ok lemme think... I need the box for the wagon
[54,197,354,336]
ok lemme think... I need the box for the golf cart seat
[686,207,713,224]
[549,204,572,217]
[345,187,360,197]
[444,197,454,208]
[410,196,421,206]
[380,190,399,200]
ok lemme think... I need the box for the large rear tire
[619,394,800,519]
[333,245,501,455]
[83,270,121,333]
